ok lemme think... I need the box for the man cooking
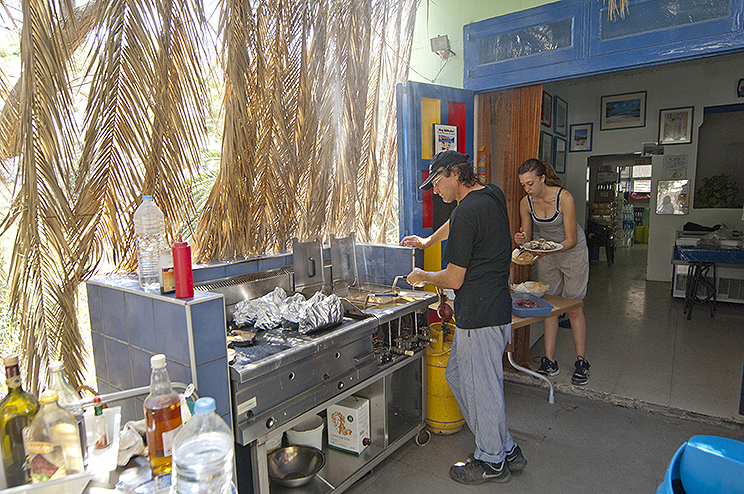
[401,150,526,485]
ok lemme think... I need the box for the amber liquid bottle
[0,355,40,487]
[144,354,182,476]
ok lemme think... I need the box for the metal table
[673,247,744,319]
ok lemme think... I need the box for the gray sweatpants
[445,323,515,464]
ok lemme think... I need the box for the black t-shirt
[442,183,512,329]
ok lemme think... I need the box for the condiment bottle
[172,235,194,299]
[144,354,182,476]
[24,390,84,483]
[47,361,87,463]
[0,355,39,487]
[92,397,109,449]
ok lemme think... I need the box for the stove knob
[337,381,344,390]
[266,417,275,429]
[363,438,371,446]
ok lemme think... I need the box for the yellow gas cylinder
[425,322,464,434]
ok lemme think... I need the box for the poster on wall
[433,124,457,153]
[662,155,688,179]
[656,179,690,215]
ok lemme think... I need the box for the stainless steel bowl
[267,445,326,487]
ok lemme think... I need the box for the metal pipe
[506,352,554,404]
[80,382,198,408]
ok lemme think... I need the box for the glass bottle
[171,397,235,494]
[24,390,84,483]
[91,397,109,449]
[47,361,87,463]
[0,355,40,487]
[144,354,182,476]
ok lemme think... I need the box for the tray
[511,293,554,318]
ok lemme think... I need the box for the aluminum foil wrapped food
[233,287,288,328]
[298,293,343,334]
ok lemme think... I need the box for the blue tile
[196,358,231,417]
[130,347,155,389]
[105,338,133,390]
[154,301,190,365]
[96,380,112,396]
[91,331,108,383]
[192,266,226,284]
[225,262,253,277]
[258,256,286,271]
[100,286,127,339]
[125,293,156,351]
[166,360,192,386]
[118,398,138,426]
[86,284,102,334]
[190,299,227,365]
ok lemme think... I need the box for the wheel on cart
[415,427,431,446]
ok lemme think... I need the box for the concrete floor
[345,243,744,493]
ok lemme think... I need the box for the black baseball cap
[419,150,471,190]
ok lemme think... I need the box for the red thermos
[172,235,194,299]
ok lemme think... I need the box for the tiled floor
[528,243,744,422]
[344,243,744,494]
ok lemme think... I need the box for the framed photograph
[656,179,690,215]
[553,136,567,173]
[553,96,568,137]
[658,107,694,145]
[569,123,592,152]
[539,131,553,163]
[541,91,552,128]
[600,91,647,130]
[738,78,744,98]
[433,124,457,153]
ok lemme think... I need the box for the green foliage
[695,173,739,208]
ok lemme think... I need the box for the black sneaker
[505,444,527,472]
[571,358,591,385]
[536,357,559,376]
[467,445,527,472]
[450,458,511,485]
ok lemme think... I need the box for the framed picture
[539,131,553,163]
[553,96,568,137]
[738,78,744,98]
[658,107,694,145]
[541,91,552,127]
[656,179,690,215]
[600,91,647,130]
[569,123,592,152]
[433,124,458,153]
[553,136,567,173]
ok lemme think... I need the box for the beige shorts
[536,247,589,300]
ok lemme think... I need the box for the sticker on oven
[237,397,257,415]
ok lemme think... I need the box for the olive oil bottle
[0,355,40,487]
[144,354,182,476]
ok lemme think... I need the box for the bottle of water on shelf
[134,195,166,293]
[47,361,87,464]
[171,397,235,494]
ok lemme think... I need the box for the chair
[586,220,614,267]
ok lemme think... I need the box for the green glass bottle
[0,355,40,487]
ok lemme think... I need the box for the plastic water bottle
[134,195,166,292]
[171,397,235,494]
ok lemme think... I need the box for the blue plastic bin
[657,435,744,494]
[511,293,554,318]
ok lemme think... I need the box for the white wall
[544,52,744,281]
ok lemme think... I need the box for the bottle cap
[94,396,101,403]
[150,354,166,369]
[3,355,18,366]
[40,390,58,403]
[194,397,216,415]
[142,194,152,200]
[48,361,64,372]
[173,235,187,248]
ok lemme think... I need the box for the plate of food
[511,248,539,265]
[510,281,550,298]
[521,238,563,253]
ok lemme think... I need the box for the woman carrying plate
[513,158,591,385]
